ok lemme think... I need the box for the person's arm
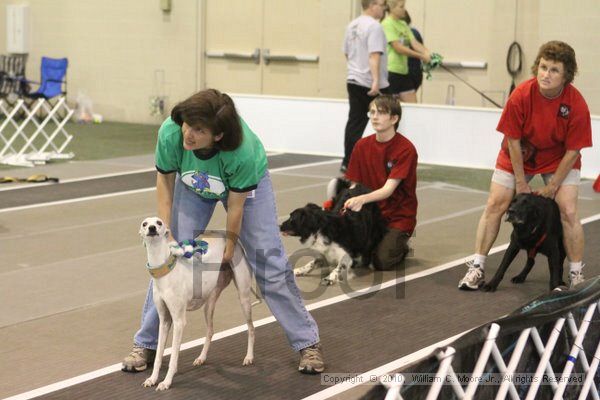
[390,41,430,63]
[368,52,382,96]
[537,150,580,198]
[506,137,531,194]
[409,39,431,63]
[156,172,176,240]
[223,191,248,264]
[344,178,401,211]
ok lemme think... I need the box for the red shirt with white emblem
[495,78,592,175]
[346,133,418,233]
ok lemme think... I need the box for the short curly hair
[531,41,578,84]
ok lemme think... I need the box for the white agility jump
[380,296,600,400]
[0,97,74,167]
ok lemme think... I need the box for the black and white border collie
[280,179,388,285]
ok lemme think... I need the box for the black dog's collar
[527,232,547,258]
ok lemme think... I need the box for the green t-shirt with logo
[155,117,268,200]
[381,17,415,75]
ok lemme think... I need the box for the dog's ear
[164,226,170,238]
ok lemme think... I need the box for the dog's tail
[326,178,351,200]
[326,178,339,200]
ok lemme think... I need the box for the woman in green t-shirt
[122,89,324,374]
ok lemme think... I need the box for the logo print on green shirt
[181,171,226,197]
[192,172,210,191]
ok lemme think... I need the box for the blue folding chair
[25,57,68,100]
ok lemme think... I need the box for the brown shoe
[298,343,325,374]
[121,345,156,372]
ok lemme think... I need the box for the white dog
[139,217,255,391]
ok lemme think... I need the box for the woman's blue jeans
[134,172,320,351]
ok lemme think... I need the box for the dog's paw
[243,356,254,366]
[322,268,345,286]
[511,275,526,284]
[142,377,157,388]
[320,277,335,286]
[156,381,171,391]
[193,356,206,366]
[480,283,497,292]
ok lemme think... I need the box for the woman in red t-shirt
[459,41,593,291]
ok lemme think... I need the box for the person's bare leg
[475,182,514,256]
[554,184,585,287]
[554,185,583,262]
[399,91,417,103]
[459,181,514,290]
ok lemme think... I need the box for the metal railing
[205,48,319,65]
[205,48,261,64]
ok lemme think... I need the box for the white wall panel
[233,95,599,179]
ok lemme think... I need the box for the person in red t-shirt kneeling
[343,94,418,270]
[458,41,593,291]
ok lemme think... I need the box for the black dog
[280,180,387,285]
[481,193,566,292]
[329,179,388,265]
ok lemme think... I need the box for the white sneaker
[569,270,585,288]
[458,261,484,290]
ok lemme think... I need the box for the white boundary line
[6,212,600,400]
[0,187,157,214]
[0,159,341,214]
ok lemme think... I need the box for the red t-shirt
[496,78,592,175]
[346,133,418,233]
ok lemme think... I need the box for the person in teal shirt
[381,0,431,102]
[122,89,325,374]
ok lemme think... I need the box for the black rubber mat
[0,153,339,210]
[32,221,600,399]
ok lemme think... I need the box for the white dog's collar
[147,255,178,279]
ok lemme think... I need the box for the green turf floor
[0,121,159,169]
[418,164,493,191]
[65,121,160,160]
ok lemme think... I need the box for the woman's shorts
[388,71,416,94]
[491,168,581,189]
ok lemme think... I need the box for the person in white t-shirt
[341,0,389,172]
